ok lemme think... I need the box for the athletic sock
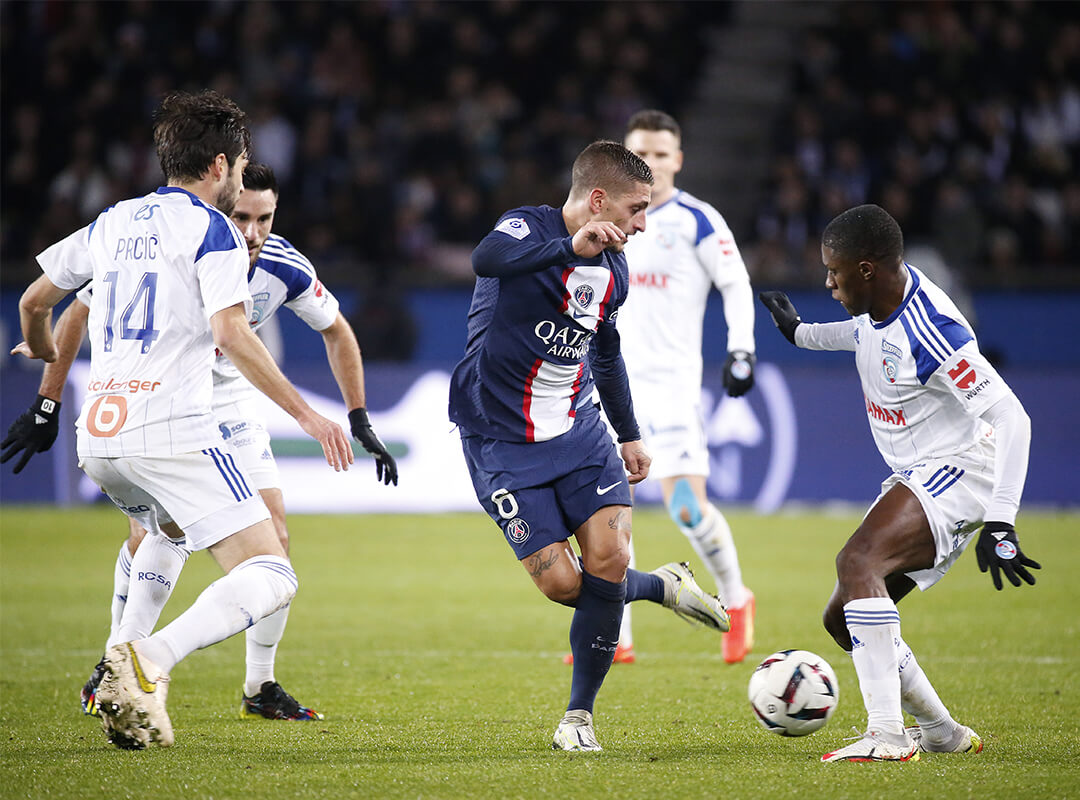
[567,571,626,714]
[896,635,958,743]
[112,534,190,646]
[136,555,297,675]
[681,504,746,608]
[844,597,904,737]
[244,604,291,697]
[624,568,664,603]
[108,541,134,644]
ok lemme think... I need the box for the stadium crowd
[3,0,1078,314]
[751,1,1080,288]
[0,0,723,298]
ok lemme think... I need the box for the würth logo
[948,359,977,389]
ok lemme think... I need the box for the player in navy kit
[449,141,731,751]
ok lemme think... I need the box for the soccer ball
[748,649,838,736]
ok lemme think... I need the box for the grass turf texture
[1,506,1077,799]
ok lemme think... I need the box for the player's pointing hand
[572,220,627,258]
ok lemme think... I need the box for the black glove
[2,394,61,474]
[758,291,802,345]
[348,408,398,486]
[974,521,1040,590]
[722,350,755,397]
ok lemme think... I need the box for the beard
[215,183,239,216]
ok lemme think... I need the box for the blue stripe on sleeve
[676,200,715,246]
[256,256,313,302]
[195,212,242,263]
[900,314,943,385]
[914,290,973,352]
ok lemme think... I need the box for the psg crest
[574,284,594,309]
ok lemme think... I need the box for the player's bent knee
[537,572,581,606]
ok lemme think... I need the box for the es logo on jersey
[948,358,991,399]
[495,217,531,240]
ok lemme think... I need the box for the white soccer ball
[748,649,839,736]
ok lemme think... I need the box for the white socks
[109,534,190,647]
[136,555,297,675]
[244,604,291,696]
[109,542,134,643]
[682,504,747,608]
[844,597,904,737]
[897,634,958,743]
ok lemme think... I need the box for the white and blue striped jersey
[796,264,1010,471]
[618,190,754,397]
[37,186,252,458]
[212,233,339,405]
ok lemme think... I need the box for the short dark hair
[571,140,653,199]
[822,204,904,266]
[626,109,681,140]
[243,162,278,195]
[153,90,251,183]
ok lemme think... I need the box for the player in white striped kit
[760,204,1038,762]
[612,110,757,664]
[15,91,353,749]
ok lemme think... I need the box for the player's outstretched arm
[319,312,399,486]
[212,304,353,472]
[758,291,802,345]
[975,392,1038,589]
[3,299,89,473]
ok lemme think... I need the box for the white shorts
[80,450,271,551]
[631,382,708,480]
[869,435,996,590]
[213,392,279,491]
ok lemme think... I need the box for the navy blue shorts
[460,413,632,559]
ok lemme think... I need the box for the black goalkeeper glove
[2,394,61,474]
[974,522,1041,590]
[758,291,802,345]
[722,350,756,397]
[348,408,398,486]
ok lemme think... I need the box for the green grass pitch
[1,506,1078,799]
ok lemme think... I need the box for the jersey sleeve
[795,320,858,351]
[696,207,755,353]
[472,209,580,278]
[282,257,340,331]
[925,340,1011,419]
[36,224,94,290]
[195,213,252,319]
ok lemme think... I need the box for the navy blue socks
[567,571,626,713]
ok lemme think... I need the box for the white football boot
[96,642,174,749]
[906,724,983,754]
[821,729,919,763]
[552,709,602,752]
[651,562,730,632]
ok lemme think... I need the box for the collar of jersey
[155,186,205,205]
[869,263,920,329]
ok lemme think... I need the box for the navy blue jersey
[449,205,637,444]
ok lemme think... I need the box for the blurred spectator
[1,0,721,294]
[752,1,1080,287]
